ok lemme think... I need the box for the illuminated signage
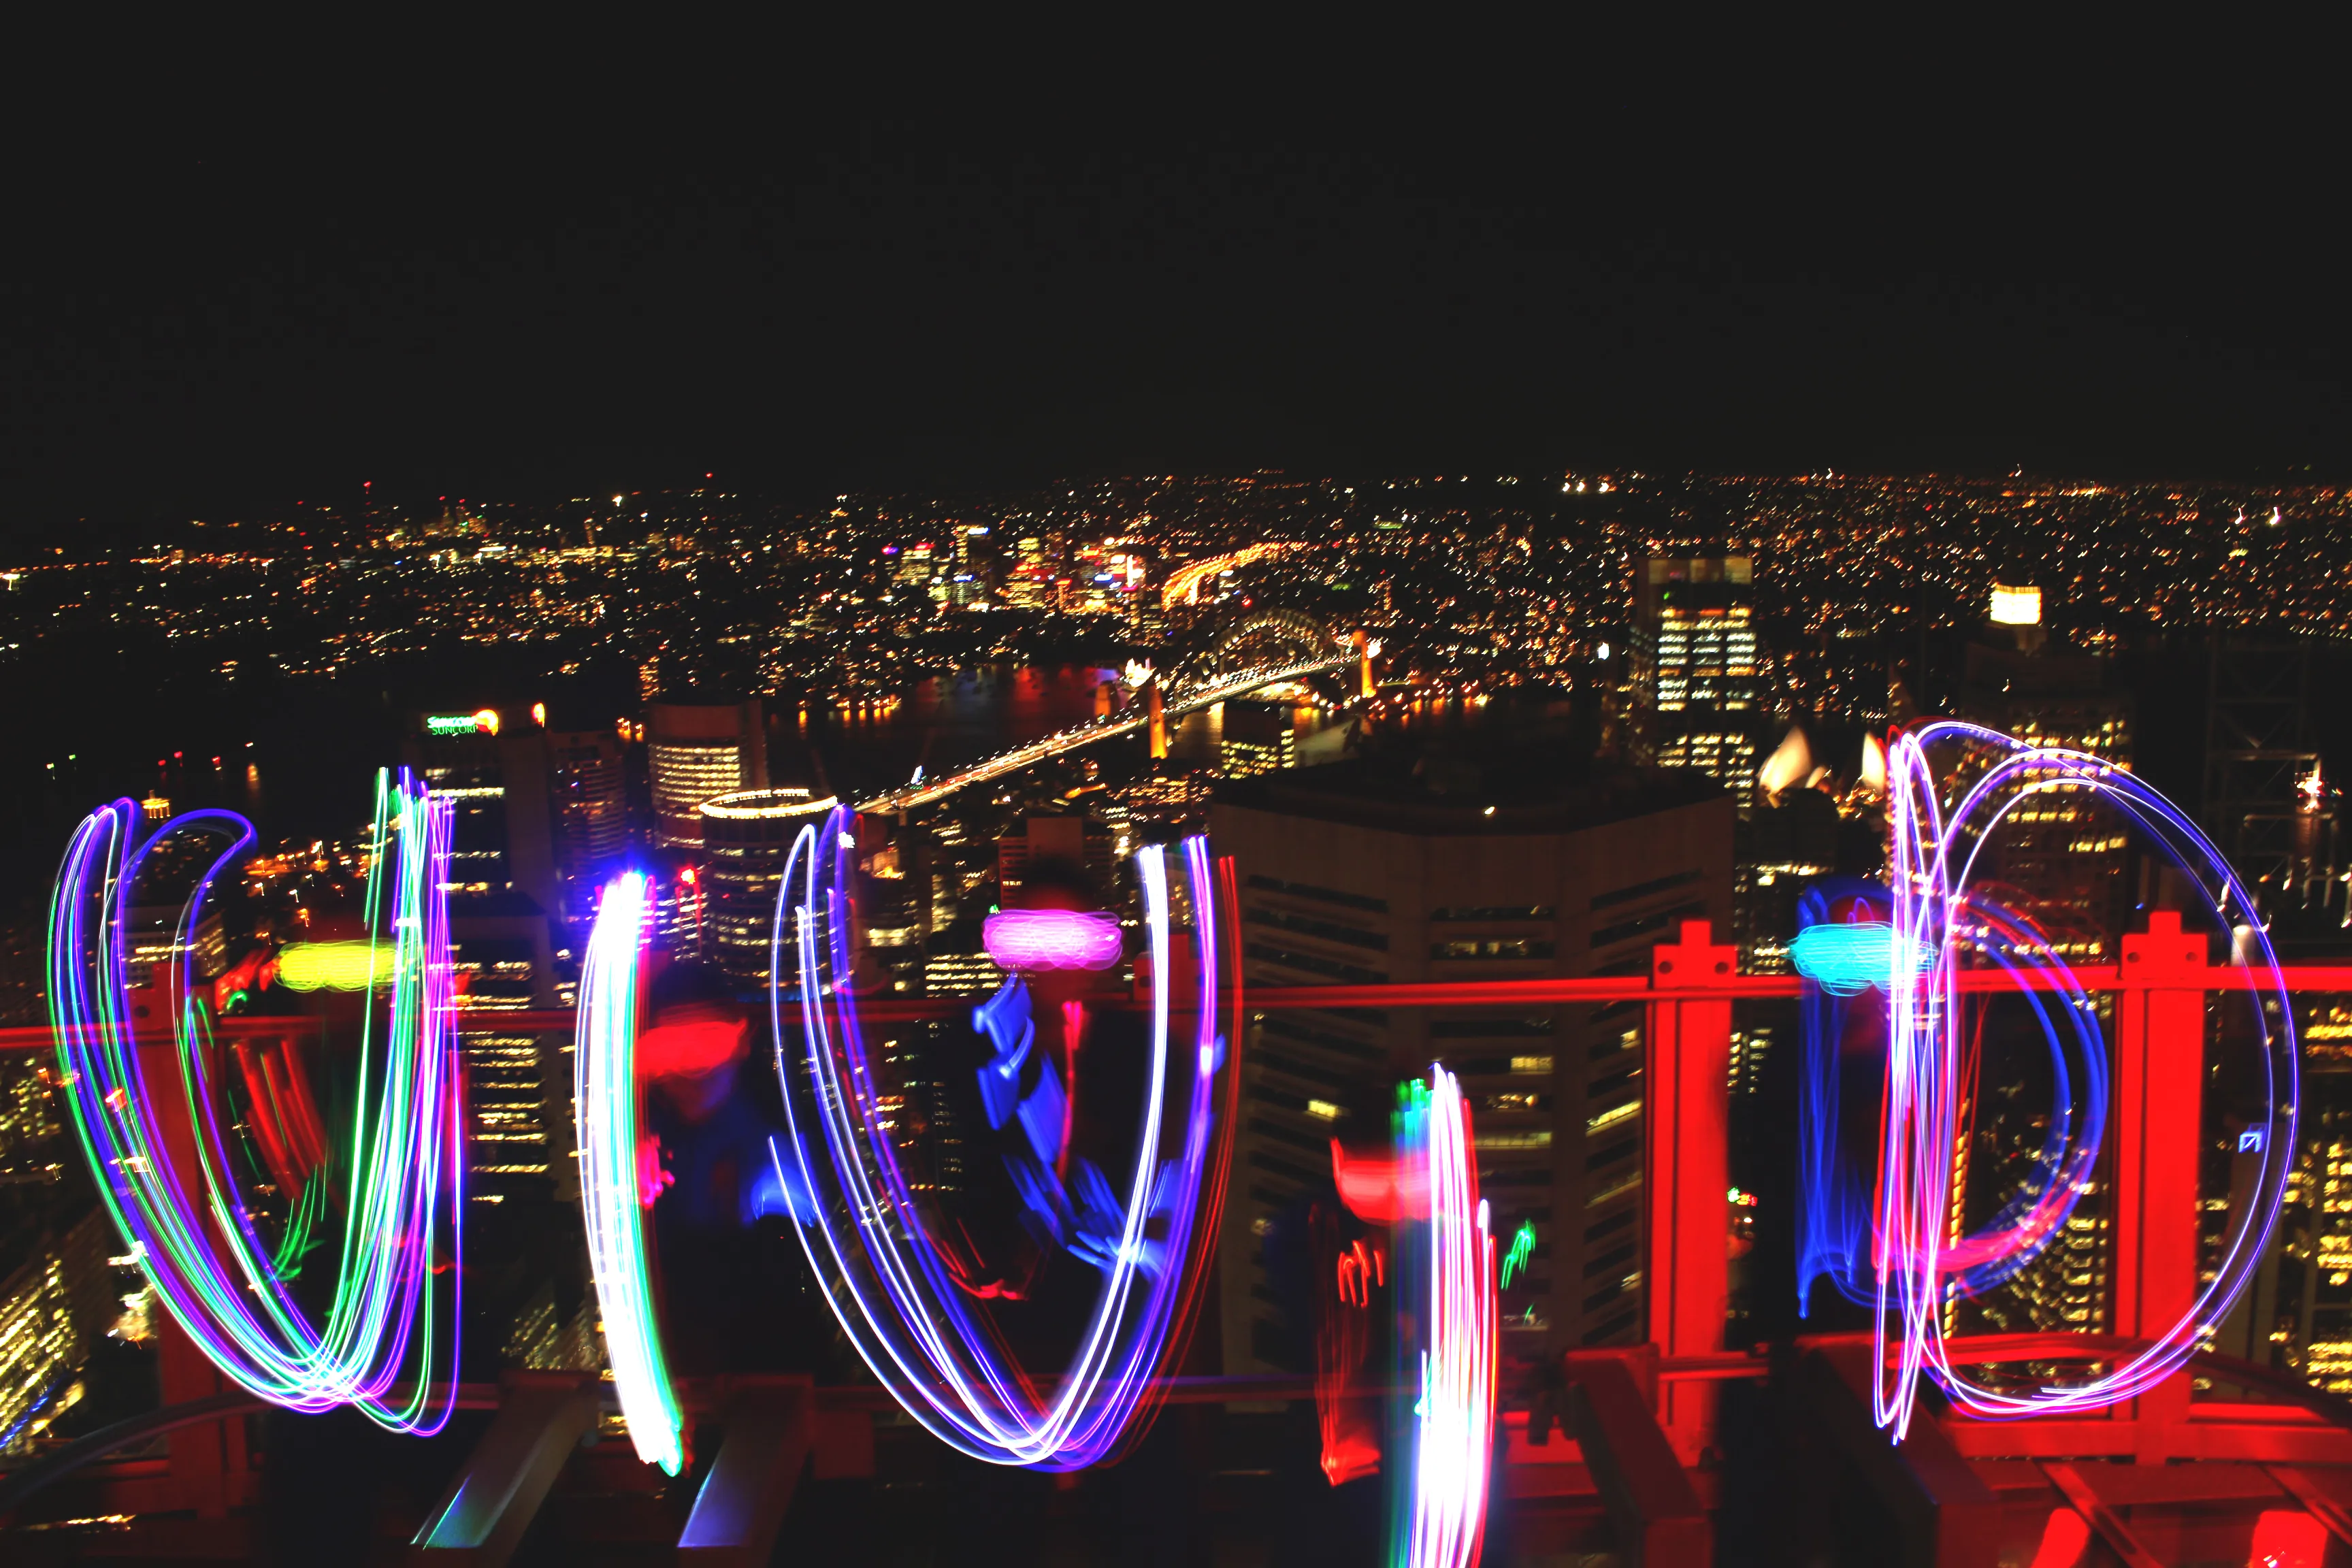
[424,708,500,736]
[1989,583,2042,626]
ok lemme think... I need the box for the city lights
[15,459,2352,1550]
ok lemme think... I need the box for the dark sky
[4,78,2345,540]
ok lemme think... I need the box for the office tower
[448,896,566,1204]
[1628,557,1767,806]
[995,814,1114,900]
[1629,559,1768,1120]
[2270,1048,2352,1387]
[1209,754,1732,1370]
[546,728,629,935]
[922,919,1007,997]
[404,714,572,1203]
[0,1060,58,1176]
[1944,602,2134,1340]
[649,699,768,851]
[402,712,564,922]
[698,789,830,984]
[0,1210,118,1454]
[1129,585,1166,639]
[1221,700,1298,779]
[648,854,704,958]
[122,902,226,990]
[894,541,936,586]
[2203,638,2335,917]
[950,525,993,606]
[502,1279,602,1373]
[1955,637,2132,962]
[1004,536,1051,609]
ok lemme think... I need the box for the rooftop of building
[1213,711,1726,836]
[1961,636,2121,696]
[700,788,831,820]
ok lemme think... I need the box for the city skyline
[9,91,2352,1561]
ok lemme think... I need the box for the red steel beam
[1647,921,1737,1467]
[7,953,2342,1054]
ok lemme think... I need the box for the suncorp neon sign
[424,709,500,737]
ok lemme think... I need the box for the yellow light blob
[275,941,393,992]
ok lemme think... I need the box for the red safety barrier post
[1648,920,1736,1467]
[2112,910,2209,1463]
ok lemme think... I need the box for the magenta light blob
[981,908,1125,972]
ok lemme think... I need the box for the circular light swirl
[574,870,684,1473]
[769,809,1237,1469]
[1392,1066,1497,1568]
[49,770,462,1431]
[1797,881,2108,1316]
[1875,721,2296,1439]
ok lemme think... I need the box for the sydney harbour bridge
[857,604,1370,812]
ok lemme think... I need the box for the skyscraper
[0,1210,118,1454]
[1955,637,2133,962]
[2203,638,2334,918]
[698,789,832,983]
[1948,596,2135,1340]
[1221,700,1298,779]
[401,711,563,921]
[546,727,629,935]
[995,814,1114,900]
[1209,751,1732,1371]
[403,711,571,1203]
[649,700,768,851]
[1629,556,1766,804]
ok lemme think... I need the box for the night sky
[4,87,2344,538]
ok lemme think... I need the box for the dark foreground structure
[4,917,2352,1565]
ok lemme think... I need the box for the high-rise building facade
[995,814,1114,900]
[921,925,1007,998]
[649,700,768,850]
[403,713,572,1203]
[1629,556,1766,804]
[402,713,564,921]
[1221,700,1298,779]
[0,1059,58,1178]
[2203,638,2336,919]
[698,789,831,984]
[1949,609,2135,1341]
[1209,762,1732,1372]
[448,904,568,1204]
[0,1209,117,1454]
[1955,640,2133,962]
[547,727,629,935]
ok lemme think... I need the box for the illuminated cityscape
[7,95,2352,1566]
[1,466,2351,1558]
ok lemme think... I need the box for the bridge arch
[1202,606,1345,672]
